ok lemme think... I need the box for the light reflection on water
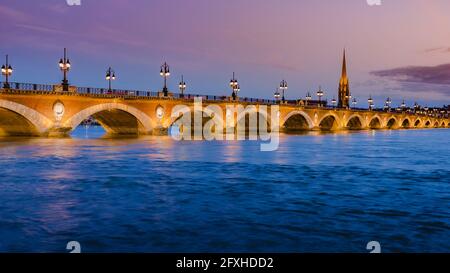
[0,126,449,252]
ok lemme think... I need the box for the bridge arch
[318,113,341,131]
[235,106,271,125]
[368,115,382,129]
[413,118,422,128]
[401,117,412,128]
[169,105,223,137]
[386,116,398,129]
[282,110,314,131]
[234,106,271,137]
[345,114,364,130]
[169,105,223,125]
[63,103,155,135]
[424,119,431,127]
[0,99,53,136]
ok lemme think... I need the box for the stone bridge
[0,85,448,137]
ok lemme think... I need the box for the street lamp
[178,75,186,98]
[229,72,239,101]
[105,67,116,92]
[352,97,357,109]
[386,97,392,112]
[279,79,288,103]
[401,100,406,110]
[345,94,352,109]
[305,92,312,106]
[160,62,170,96]
[413,102,419,113]
[274,88,281,102]
[368,95,374,110]
[331,97,337,108]
[1,55,13,89]
[58,48,71,91]
[316,86,324,107]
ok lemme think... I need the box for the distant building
[338,50,350,108]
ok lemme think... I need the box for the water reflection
[0,126,449,252]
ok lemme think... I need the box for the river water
[0,126,449,252]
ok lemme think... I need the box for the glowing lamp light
[305,92,312,101]
[331,97,337,107]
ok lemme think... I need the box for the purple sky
[1,0,450,106]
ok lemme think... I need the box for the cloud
[371,63,450,85]
[0,5,27,19]
[424,47,450,54]
[370,64,450,98]
[15,23,70,35]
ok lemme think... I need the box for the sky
[1,0,450,107]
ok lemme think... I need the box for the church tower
[338,50,350,108]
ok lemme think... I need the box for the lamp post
[229,72,239,101]
[316,86,324,107]
[105,67,116,92]
[401,100,406,111]
[279,79,288,103]
[345,94,352,109]
[178,75,186,98]
[413,102,419,113]
[331,97,337,108]
[368,95,374,111]
[1,55,13,89]
[58,48,71,91]
[386,97,392,112]
[352,97,357,109]
[305,92,312,106]
[160,62,170,96]
[274,88,281,103]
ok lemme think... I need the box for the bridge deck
[0,82,448,137]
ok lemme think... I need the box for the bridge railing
[76,86,160,98]
[0,81,279,103]
[0,82,54,92]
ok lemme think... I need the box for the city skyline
[1,0,450,107]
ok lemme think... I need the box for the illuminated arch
[0,99,53,135]
[385,116,398,129]
[345,114,364,129]
[169,105,224,127]
[282,110,314,129]
[64,103,154,134]
[318,113,341,131]
[401,117,412,128]
[234,106,271,127]
[368,115,382,129]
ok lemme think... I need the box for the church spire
[338,49,350,108]
[342,49,347,78]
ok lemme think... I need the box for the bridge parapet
[0,82,278,105]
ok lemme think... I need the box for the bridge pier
[47,127,72,137]
[152,127,168,136]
